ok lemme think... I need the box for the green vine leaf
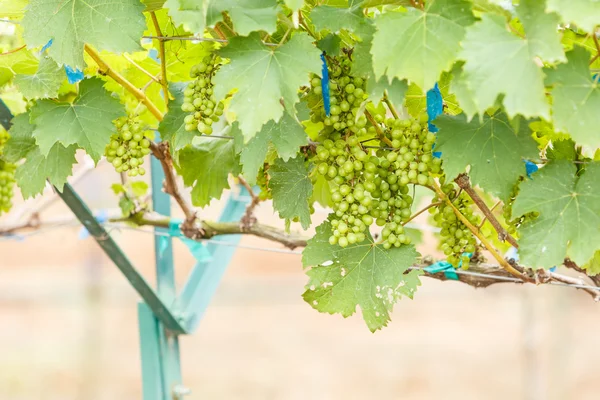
[582,251,600,276]
[517,0,565,63]
[311,1,372,37]
[238,113,308,185]
[14,56,65,99]
[29,78,124,163]
[213,32,321,141]
[0,48,38,86]
[545,47,600,150]
[284,0,304,11]
[269,156,312,229]
[7,113,76,198]
[177,137,241,207]
[546,0,600,33]
[513,161,600,268]
[164,0,207,35]
[22,0,145,68]
[435,112,539,201]
[457,14,551,119]
[207,0,280,35]
[302,220,421,332]
[372,0,476,90]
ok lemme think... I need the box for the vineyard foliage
[1,0,600,330]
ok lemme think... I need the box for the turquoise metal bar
[138,303,165,400]
[145,143,183,400]
[55,183,186,334]
[177,186,250,333]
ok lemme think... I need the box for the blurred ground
[0,161,599,400]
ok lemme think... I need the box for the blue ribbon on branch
[423,253,473,280]
[320,52,331,117]
[42,39,85,84]
[426,83,443,158]
[160,219,212,263]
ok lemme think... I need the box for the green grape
[0,130,16,215]
[104,115,151,177]
[181,55,226,134]
[430,183,479,267]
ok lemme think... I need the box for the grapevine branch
[383,92,399,119]
[431,180,525,279]
[149,12,170,107]
[237,176,261,230]
[364,110,393,147]
[455,174,519,248]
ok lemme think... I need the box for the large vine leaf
[177,137,241,207]
[457,14,552,119]
[239,113,308,185]
[164,0,207,35]
[0,48,38,86]
[213,33,321,141]
[158,83,196,156]
[14,56,65,99]
[207,0,280,35]
[372,0,476,90]
[435,112,539,201]
[513,161,600,268]
[268,156,312,229]
[302,220,421,332]
[7,113,76,198]
[547,0,600,33]
[284,0,304,11]
[517,0,565,63]
[545,47,600,150]
[29,78,124,163]
[22,0,145,68]
[311,1,372,37]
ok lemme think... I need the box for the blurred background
[1,157,600,400]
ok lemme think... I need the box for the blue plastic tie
[40,39,84,84]
[78,210,109,239]
[426,83,443,158]
[165,218,212,263]
[525,160,538,178]
[424,261,459,280]
[320,53,331,117]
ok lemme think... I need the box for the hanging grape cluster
[431,181,478,268]
[305,51,448,249]
[105,116,151,177]
[181,55,225,135]
[0,130,15,215]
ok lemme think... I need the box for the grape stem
[431,180,526,279]
[455,174,519,248]
[237,175,261,230]
[477,200,502,229]
[402,201,441,226]
[84,44,164,121]
[383,92,399,119]
[122,54,161,84]
[149,11,170,108]
[364,110,393,147]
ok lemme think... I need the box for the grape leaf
[177,137,241,207]
[207,0,280,35]
[546,139,576,161]
[164,0,207,35]
[311,2,371,36]
[4,114,37,163]
[582,251,600,276]
[302,220,421,332]
[0,48,38,86]
[239,113,307,185]
[513,161,600,268]
[547,0,600,33]
[449,63,478,117]
[545,47,600,150]
[143,0,166,12]
[372,0,476,90]
[269,156,312,229]
[516,0,565,63]
[158,83,196,156]
[311,174,333,208]
[22,0,145,68]
[14,56,65,99]
[16,143,77,198]
[435,112,539,201]
[284,0,304,11]
[0,0,28,18]
[457,14,550,119]
[29,78,124,163]
[213,33,321,141]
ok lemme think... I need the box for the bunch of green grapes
[503,183,539,235]
[0,130,15,215]
[181,55,225,135]
[308,52,369,133]
[105,116,151,177]
[431,182,479,268]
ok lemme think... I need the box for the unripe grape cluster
[503,184,539,235]
[0,130,15,214]
[105,116,151,177]
[308,52,369,133]
[181,55,225,135]
[431,182,479,268]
